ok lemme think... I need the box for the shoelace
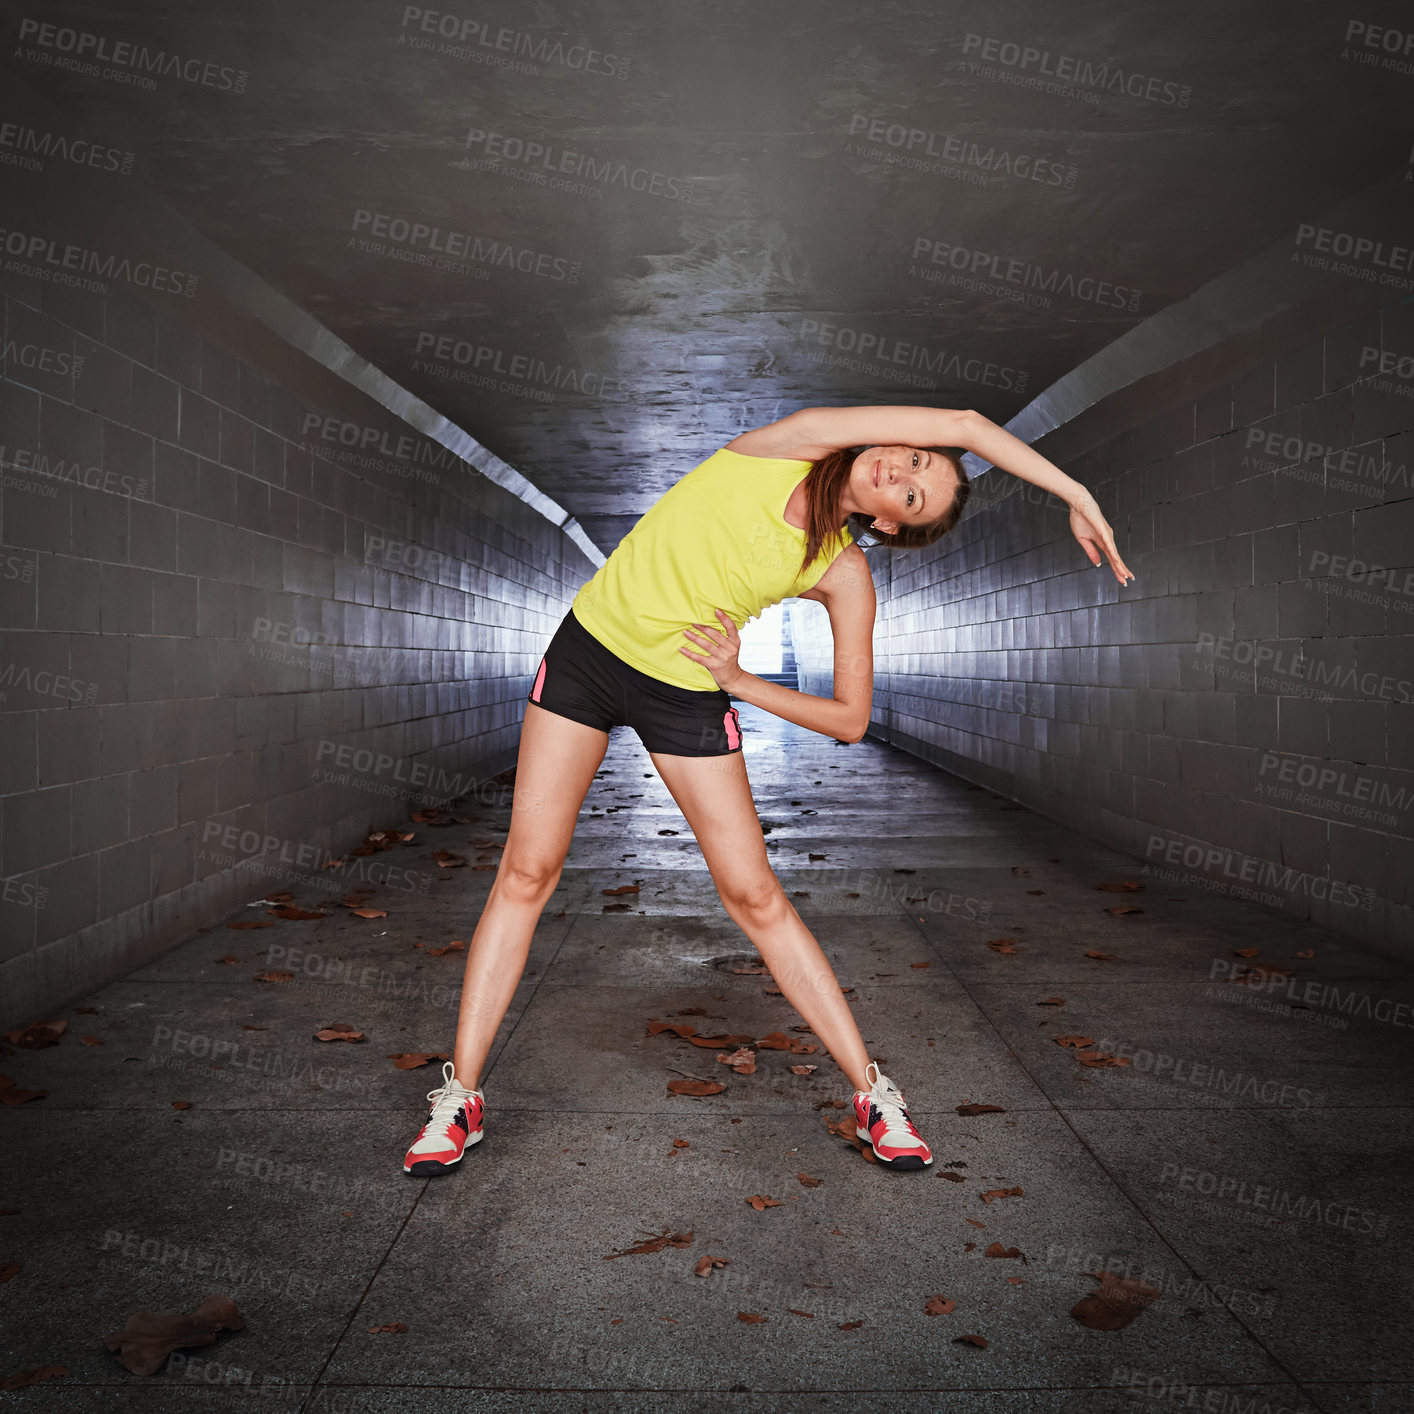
[424,1060,477,1126]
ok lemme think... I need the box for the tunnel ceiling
[6,1,1411,551]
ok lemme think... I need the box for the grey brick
[1,785,72,873]
[98,563,154,634]
[72,336,131,423]
[177,387,221,458]
[35,552,100,631]
[130,364,179,443]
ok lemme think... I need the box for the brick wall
[793,295,1414,951]
[0,272,594,1025]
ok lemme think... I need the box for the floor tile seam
[899,905,1320,1399]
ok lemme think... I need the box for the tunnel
[1,2,1412,1408]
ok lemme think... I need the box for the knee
[495,856,561,903]
[720,873,787,926]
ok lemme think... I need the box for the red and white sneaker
[402,1061,484,1175]
[853,1061,933,1169]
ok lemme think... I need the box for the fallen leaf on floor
[214,957,239,965]
[964,1242,975,1252]
[241,1025,266,1032]
[1296,949,1315,959]
[910,961,931,969]
[955,1333,988,1348]
[421,941,465,957]
[1054,1035,1094,1049]
[1104,906,1144,916]
[103,1294,245,1375]
[602,884,640,895]
[4,1020,66,1049]
[266,906,327,921]
[838,1320,863,1331]
[603,1228,693,1259]
[1036,997,1066,1007]
[667,1078,725,1097]
[797,1173,822,1188]
[809,853,826,860]
[1011,867,1030,876]
[924,1296,956,1315]
[254,971,294,983]
[956,1103,1006,1116]
[1076,1051,1131,1068]
[1071,1270,1161,1330]
[348,907,388,919]
[387,1052,449,1069]
[940,1170,966,1183]
[79,1035,103,1047]
[367,1323,407,1334]
[984,1243,1024,1261]
[0,1262,18,1282]
[432,851,467,869]
[746,1195,783,1211]
[658,829,679,836]
[264,891,294,903]
[756,1032,796,1050]
[314,1024,365,1043]
[788,1064,818,1076]
[694,1256,731,1276]
[980,1187,1024,1205]
[1094,881,1145,892]
[716,1047,756,1074]
[227,921,274,931]
[1,1366,68,1390]
[1234,947,1259,958]
[986,939,1020,954]
[738,1312,767,1323]
[171,1101,192,1111]
[1083,951,1118,962]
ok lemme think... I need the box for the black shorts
[526,606,743,757]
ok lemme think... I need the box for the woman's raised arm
[727,405,976,460]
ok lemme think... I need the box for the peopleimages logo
[910,236,1141,311]
[0,227,198,296]
[15,18,247,92]
[348,208,580,282]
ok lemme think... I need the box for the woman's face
[849,445,956,535]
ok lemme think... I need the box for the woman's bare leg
[451,703,609,1087]
[648,748,874,1095]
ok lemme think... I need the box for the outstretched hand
[680,608,743,690]
[1068,492,1134,585]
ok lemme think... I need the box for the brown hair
[795,445,971,579]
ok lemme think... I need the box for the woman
[402,404,1133,1175]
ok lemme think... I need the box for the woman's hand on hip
[680,609,743,690]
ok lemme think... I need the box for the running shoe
[402,1061,484,1175]
[853,1060,933,1168]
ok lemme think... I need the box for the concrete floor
[3,703,1411,1412]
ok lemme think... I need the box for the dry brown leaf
[1054,1035,1094,1049]
[367,1323,407,1333]
[797,1173,822,1188]
[964,1218,987,1230]
[4,1020,65,1049]
[667,1078,725,1097]
[265,906,327,921]
[1084,950,1117,961]
[924,1296,956,1315]
[910,961,931,969]
[80,1036,103,1047]
[980,1187,1024,1205]
[601,884,640,895]
[1094,881,1145,892]
[421,941,465,957]
[264,891,294,902]
[717,1047,756,1074]
[838,1320,863,1331]
[1,1366,68,1390]
[1076,1051,1132,1069]
[1071,1270,1162,1330]
[1104,906,1144,916]
[955,1333,989,1348]
[1036,997,1066,1006]
[0,1262,18,1282]
[1296,949,1315,959]
[1234,947,1259,958]
[227,921,274,931]
[103,1294,245,1376]
[738,1312,767,1323]
[956,1103,1006,1116]
[746,1195,783,1211]
[985,938,1020,954]
[788,1064,818,1076]
[387,1052,449,1070]
[984,1243,1024,1261]
[349,907,388,919]
[694,1256,731,1277]
[214,956,240,964]
[603,1228,693,1259]
[253,970,294,983]
[171,1101,192,1111]
[314,1024,365,1043]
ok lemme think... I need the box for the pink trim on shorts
[723,706,741,749]
[531,659,547,702]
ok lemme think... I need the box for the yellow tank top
[570,447,853,691]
